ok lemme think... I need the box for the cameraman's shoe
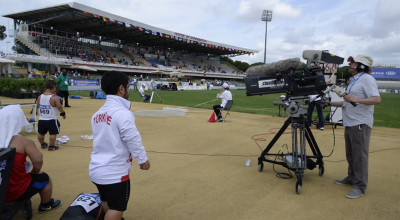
[216,117,224,122]
[334,178,352,186]
[346,188,364,199]
[38,199,61,213]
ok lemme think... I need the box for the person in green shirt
[57,70,71,107]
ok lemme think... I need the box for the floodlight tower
[261,10,272,64]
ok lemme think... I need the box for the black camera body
[244,68,327,97]
[244,74,286,96]
[244,50,344,97]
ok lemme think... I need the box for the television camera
[245,50,344,194]
[244,50,344,97]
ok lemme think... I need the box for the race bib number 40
[70,193,102,213]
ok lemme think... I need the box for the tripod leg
[150,92,154,103]
[305,126,323,158]
[154,91,163,103]
[259,117,291,158]
[258,117,292,167]
[304,125,324,175]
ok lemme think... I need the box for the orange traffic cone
[208,112,216,122]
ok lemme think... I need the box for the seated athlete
[213,82,233,122]
[0,105,62,214]
[139,84,151,102]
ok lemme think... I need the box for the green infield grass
[70,89,400,129]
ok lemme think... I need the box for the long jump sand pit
[2,96,399,220]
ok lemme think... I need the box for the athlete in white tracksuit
[89,95,148,184]
[89,72,150,219]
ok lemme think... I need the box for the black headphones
[356,63,367,72]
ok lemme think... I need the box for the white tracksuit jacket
[89,95,148,184]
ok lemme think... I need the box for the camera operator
[328,55,381,199]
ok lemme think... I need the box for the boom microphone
[245,58,303,77]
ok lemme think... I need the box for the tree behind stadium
[0,25,6,41]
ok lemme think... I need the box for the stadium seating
[13,25,245,79]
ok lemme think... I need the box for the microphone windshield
[246,58,302,77]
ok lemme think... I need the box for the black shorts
[94,180,130,212]
[38,119,60,135]
[17,172,50,201]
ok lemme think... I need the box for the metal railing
[15,34,52,57]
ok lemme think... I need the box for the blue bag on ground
[70,95,82,99]
[95,91,106,99]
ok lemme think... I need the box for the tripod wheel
[258,162,264,172]
[296,181,302,194]
[318,166,325,176]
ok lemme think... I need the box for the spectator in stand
[57,69,71,107]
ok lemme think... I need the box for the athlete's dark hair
[101,72,129,95]
[45,79,57,89]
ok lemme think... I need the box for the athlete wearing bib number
[36,80,66,151]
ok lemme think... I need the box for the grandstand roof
[3,2,258,57]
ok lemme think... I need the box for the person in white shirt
[89,71,150,220]
[28,71,33,79]
[330,55,380,199]
[139,84,151,102]
[213,82,233,122]
[150,79,156,90]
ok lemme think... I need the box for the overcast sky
[1,0,399,67]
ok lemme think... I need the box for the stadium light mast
[261,10,272,64]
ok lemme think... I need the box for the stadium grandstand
[0,2,258,89]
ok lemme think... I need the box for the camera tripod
[257,101,324,194]
[150,90,163,103]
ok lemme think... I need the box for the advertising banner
[371,68,400,80]
[73,80,99,86]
